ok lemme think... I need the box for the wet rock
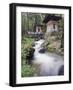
[32,43,35,47]
[58,65,64,75]
[26,48,35,64]
[39,48,46,53]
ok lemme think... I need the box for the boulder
[39,48,46,53]
[32,43,35,47]
[26,48,35,64]
[58,65,64,75]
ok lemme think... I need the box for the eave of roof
[36,24,43,27]
[43,15,61,23]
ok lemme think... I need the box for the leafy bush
[21,37,35,77]
[47,47,56,52]
[21,65,36,77]
[21,37,35,65]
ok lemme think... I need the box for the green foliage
[58,18,64,49]
[43,15,64,56]
[21,14,64,77]
[21,12,46,37]
[47,46,56,53]
[21,65,36,77]
[21,37,36,77]
[21,37,35,64]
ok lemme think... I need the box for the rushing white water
[32,39,64,76]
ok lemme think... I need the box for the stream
[32,39,64,76]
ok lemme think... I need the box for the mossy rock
[47,47,56,52]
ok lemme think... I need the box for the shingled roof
[43,15,61,23]
[36,24,43,27]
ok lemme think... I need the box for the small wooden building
[35,25,43,34]
[43,15,61,32]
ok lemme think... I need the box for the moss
[47,47,56,52]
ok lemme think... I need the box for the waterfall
[32,39,64,76]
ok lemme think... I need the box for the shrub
[21,37,35,65]
[47,47,56,52]
[21,65,36,77]
[21,37,35,77]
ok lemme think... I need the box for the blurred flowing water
[32,39,64,76]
